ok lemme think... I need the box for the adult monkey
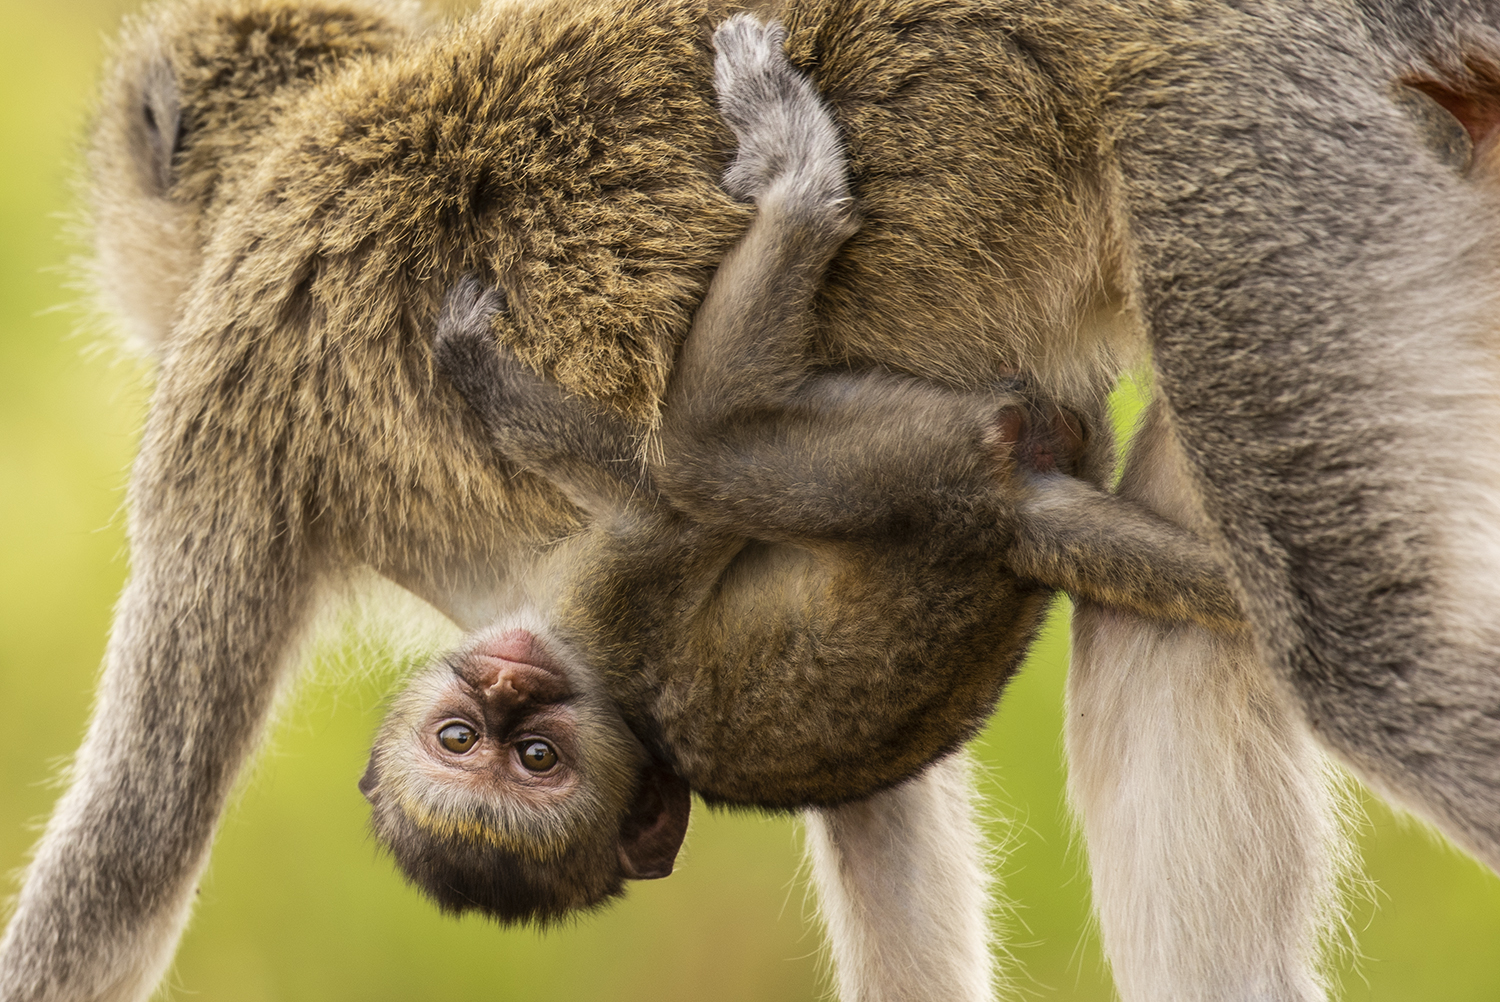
[4,3,1500,1002]
[0,1,1100,998]
[1061,3,1500,999]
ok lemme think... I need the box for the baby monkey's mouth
[458,627,575,704]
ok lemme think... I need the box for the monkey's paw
[434,276,508,396]
[713,14,850,212]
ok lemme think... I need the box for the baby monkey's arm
[1009,474,1244,633]
[433,278,652,515]
[664,15,1244,633]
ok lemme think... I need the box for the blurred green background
[3,1,1500,999]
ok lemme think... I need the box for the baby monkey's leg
[706,17,998,1002]
[665,16,1002,540]
[671,14,858,419]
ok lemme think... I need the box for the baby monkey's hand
[433,276,507,390]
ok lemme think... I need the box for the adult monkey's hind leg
[1069,403,1350,1002]
[711,16,996,1001]
[803,755,996,1002]
[1120,2,1500,874]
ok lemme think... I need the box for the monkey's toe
[712,15,849,208]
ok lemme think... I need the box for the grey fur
[10,0,1500,999]
[715,15,849,207]
[1063,3,1500,996]
[1114,0,1500,870]
[364,16,1249,935]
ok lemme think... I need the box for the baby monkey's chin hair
[365,772,637,925]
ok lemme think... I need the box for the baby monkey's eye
[438,723,477,753]
[518,740,558,772]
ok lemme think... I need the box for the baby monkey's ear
[617,764,691,880]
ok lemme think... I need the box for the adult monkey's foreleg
[804,755,996,1002]
[0,380,317,1002]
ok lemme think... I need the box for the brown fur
[359,18,1245,929]
[10,0,1500,998]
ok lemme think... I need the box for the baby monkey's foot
[713,14,853,226]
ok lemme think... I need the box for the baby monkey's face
[413,629,584,806]
[362,626,691,925]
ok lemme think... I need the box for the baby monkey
[360,15,1243,926]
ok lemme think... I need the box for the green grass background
[3,2,1499,998]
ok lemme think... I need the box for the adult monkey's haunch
[4,3,1500,1002]
[1058,4,1500,998]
